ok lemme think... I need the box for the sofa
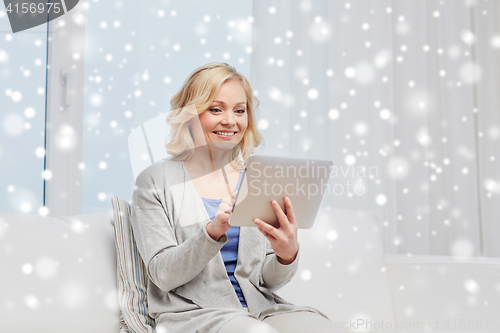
[1,207,499,333]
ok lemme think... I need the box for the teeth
[215,131,235,136]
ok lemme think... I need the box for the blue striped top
[200,170,247,307]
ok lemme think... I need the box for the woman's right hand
[206,191,237,241]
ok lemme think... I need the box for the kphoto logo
[3,0,79,33]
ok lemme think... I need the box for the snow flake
[300,270,311,281]
[25,294,40,309]
[451,239,473,256]
[344,67,356,78]
[483,179,499,193]
[386,157,410,180]
[461,30,476,45]
[0,49,9,63]
[328,109,339,120]
[353,122,367,136]
[35,147,45,158]
[42,170,52,180]
[11,90,22,102]
[39,206,49,216]
[491,35,500,49]
[307,88,318,100]
[55,124,77,151]
[3,114,24,136]
[257,119,269,130]
[488,126,499,140]
[310,21,329,42]
[23,107,35,118]
[416,129,432,147]
[90,94,102,106]
[327,230,338,241]
[20,201,32,212]
[268,87,282,101]
[344,155,356,165]
[375,194,387,206]
[459,61,482,84]
[397,21,410,35]
[379,109,391,120]
[22,263,34,275]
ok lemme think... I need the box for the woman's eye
[235,109,246,114]
[209,108,222,113]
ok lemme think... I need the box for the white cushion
[0,212,119,332]
[385,254,500,333]
[277,207,396,332]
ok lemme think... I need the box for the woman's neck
[183,144,236,177]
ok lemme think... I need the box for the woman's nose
[221,110,236,126]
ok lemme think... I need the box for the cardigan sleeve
[130,166,228,293]
[260,238,300,292]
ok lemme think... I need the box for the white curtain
[250,0,500,256]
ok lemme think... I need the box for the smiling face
[194,78,248,147]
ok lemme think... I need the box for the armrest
[383,254,500,332]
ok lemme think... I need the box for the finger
[254,218,278,239]
[221,205,232,215]
[232,190,238,199]
[270,200,291,231]
[283,196,297,225]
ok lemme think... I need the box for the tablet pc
[229,155,333,229]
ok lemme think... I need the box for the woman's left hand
[254,196,299,265]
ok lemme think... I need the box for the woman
[130,63,335,333]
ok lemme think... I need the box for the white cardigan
[130,159,327,332]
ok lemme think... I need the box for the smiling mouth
[213,131,237,137]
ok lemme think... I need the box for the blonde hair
[165,62,262,168]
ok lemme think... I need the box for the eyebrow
[212,100,246,106]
